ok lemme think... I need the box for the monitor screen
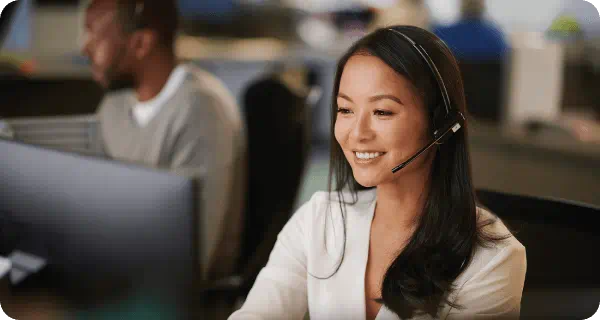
[0,138,200,295]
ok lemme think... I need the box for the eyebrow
[337,93,403,105]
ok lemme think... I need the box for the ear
[431,105,445,133]
[131,30,158,60]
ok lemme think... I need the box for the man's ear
[131,30,157,60]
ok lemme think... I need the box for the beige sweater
[96,65,247,279]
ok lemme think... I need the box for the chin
[355,181,377,188]
[352,172,380,188]
[98,80,109,89]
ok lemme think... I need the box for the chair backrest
[238,75,310,291]
[476,189,600,319]
[459,59,506,123]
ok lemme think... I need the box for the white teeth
[355,152,383,160]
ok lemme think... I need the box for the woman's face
[334,54,432,188]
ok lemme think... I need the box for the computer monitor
[0,137,200,302]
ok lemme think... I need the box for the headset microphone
[391,109,464,173]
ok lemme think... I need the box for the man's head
[461,0,485,19]
[81,0,179,90]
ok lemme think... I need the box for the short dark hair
[461,0,485,19]
[321,25,509,319]
[116,0,179,48]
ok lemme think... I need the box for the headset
[125,1,146,31]
[387,28,466,173]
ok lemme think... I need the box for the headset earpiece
[433,109,465,144]
[122,1,145,32]
[132,2,145,29]
[431,105,445,134]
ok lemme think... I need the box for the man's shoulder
[175,65,244,130]
[96,90,131,116]
[178,65,234,99]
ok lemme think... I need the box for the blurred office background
[1,0,600,318]
[2,0,600,207]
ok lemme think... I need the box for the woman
[229,26,526,320]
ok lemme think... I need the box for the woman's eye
[374,109,393,116]
[337,108,352,114]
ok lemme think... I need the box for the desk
[0,77,102,118]
[469,121,600,206]
[0,265,187,320]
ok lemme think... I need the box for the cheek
[92,41,115,67]
[385,119,428,157]
[334,119,348,147]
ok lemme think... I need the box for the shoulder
[456,207,526,286]
[174,65,243,132]
[440,208,527,318]
[98,89,130,106]
[96,90,131,118]
[477,206,526,261]
[476,207,525,252]
[181,65,239,116]
[472,21,507,43]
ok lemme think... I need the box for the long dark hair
[323,25,509,318]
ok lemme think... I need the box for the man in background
[81,0,247,280]
[432,0,508,122]
[433,0,508,61]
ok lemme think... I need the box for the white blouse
[229,189,527,320]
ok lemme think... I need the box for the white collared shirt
[229,189,527,320]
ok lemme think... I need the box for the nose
[81,42,89,58]
[79,30,91,57]
[350,110,375,142]
[80,39,89,58]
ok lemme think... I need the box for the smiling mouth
[354,151,385,162]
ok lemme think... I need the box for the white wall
[486,0,567,32]
[32,5,82,56]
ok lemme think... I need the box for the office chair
[476,189,600,320]
[199,74,311,303]
[239,74,311,286]
[459,59,507,123]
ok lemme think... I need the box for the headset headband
[387,28,453,116]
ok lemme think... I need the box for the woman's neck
[374,166,431,232]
